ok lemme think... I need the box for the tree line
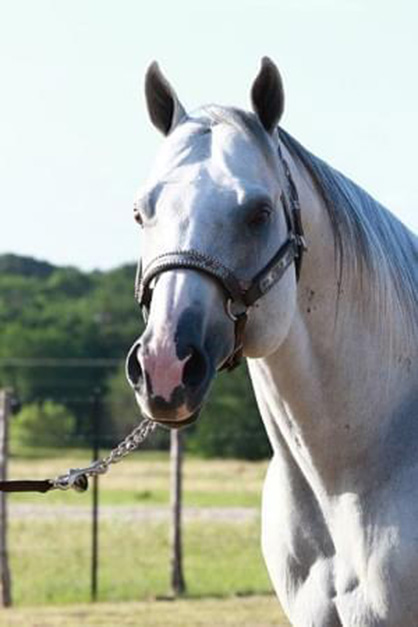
[0,254,271,459]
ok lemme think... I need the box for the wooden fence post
[0,390,12,607]
[170,429,186,596]
[91,391,100,602]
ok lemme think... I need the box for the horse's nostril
[183,347,208,388]
[127,343,143,387]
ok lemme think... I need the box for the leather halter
[135,143,306,371]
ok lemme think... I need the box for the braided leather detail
[137,249,248,309]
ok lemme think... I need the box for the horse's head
[126,58,302,428]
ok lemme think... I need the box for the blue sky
[1,0,417,270]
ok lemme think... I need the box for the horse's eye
[247,205,272,229]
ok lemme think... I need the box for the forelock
[187,105,279,167]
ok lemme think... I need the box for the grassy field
[10,518,271,605]
[1,596,290,626]
[6,450,279,616]
[8,450,269,508]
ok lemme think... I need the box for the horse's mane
[279,128,418,334]
[191,106,418,335]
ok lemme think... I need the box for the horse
[126,58,418,626]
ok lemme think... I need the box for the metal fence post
[0,390,12,607]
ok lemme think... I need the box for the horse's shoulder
[262,456,418,625]
[261,456,340,624]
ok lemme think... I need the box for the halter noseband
[135,144,306,371]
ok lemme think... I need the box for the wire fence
[0,360,270,608]
[0,359,176,607]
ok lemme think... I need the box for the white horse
[126,58,418,626]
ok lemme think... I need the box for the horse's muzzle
[125,335,213,427]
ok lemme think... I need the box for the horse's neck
[248,145,417,497]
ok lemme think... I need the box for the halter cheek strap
[135,144,306,371]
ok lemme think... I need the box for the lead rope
[0,417,157,494]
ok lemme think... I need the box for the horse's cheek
[244,275,297,358]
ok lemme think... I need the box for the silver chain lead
[51,418,157,492]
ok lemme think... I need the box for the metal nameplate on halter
[259,250,294,295]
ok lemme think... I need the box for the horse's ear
[145,62,186,136]
[251,57,284,134]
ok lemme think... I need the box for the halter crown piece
[135,139,307,371]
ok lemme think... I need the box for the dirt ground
[0,596,290,627]
[9,503,258,522]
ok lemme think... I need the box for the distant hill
[0,253,56,279]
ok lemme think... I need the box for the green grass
[10,518,271,606]
[1,596,290,626]
[9,446,170,462]
[8,451,267,508]
[6,450,277,615]
[8,486,260,508]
